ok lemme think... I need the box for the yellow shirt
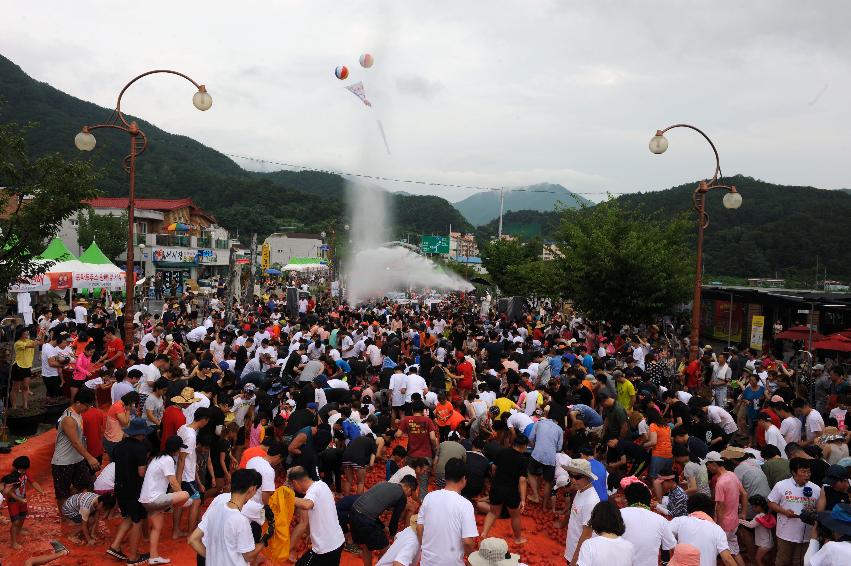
[493,397,516,420]
[14,339,36,369]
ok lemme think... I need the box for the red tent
[812,333,851,352]
[775,325,826,341]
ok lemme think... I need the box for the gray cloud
[0,1,849,202]
[395,74,445,100]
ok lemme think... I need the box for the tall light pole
[649,124,742,361]
[75,70,212,345]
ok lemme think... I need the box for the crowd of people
[4,288,851,566]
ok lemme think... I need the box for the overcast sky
[2,1,849,202]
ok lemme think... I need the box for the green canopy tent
[36,238,78,262]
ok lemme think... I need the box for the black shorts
[11,365,31,382]
[349,511,388,550]
[118,493,147,523]
[489,485,521,509]
[528,457,556,483]
[52,461,93,501]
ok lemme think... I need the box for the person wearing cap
[374,513,422,566]
[466,537,520,566]
[174,407,212,539]
[768,457,821,566]
[703,450,748,565]
[816,464,850,515]
[819,427,850,465]
[563,457,601,564]
[805,502,851,564]
[139,435,191,564]
[107,417,152,565]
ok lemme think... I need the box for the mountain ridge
[452,182,591,226]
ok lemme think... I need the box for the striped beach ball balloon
[334,65,349,80]
[359,53,374,68]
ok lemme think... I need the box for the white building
[58,197,231,291]
[263,232,324,267]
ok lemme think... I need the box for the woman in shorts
[138,435,190,565]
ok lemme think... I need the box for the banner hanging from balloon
[345,81,372,107]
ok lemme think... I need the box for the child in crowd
[738,494,775,566]
[386,445,407,480]
[61,491,116,546]
[2,456,45,549]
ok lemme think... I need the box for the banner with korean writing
[73,271,126,290]
[750,315,765,351]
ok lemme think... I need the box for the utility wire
[223,152,630,196]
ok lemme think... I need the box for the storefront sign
[152,247,197,264]
[750,315,765,351]
[197,249,218,264]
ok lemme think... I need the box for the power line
[223,152,630,196]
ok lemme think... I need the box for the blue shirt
[582,354,594,373]
[335,359,352,374]
[588,458,608,501]
[550,356,563,379]
[528,419,563,466]
[572,404,603,428]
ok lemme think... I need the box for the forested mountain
[0,55,471,240]
[453,182,590,226]
[475,209,562,244]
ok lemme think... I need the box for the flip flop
[50,540,69,554]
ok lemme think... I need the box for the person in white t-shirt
[188,469,267,566]
[767,458,821,564]
[417,458,479,566]
[564,458,601,564]
[389,371,409,419]
[757,414,788,456]
[404,370,428,404]
[620,480,676,566]
[793,398,825,444]
[289,466,346,564]
[777,404,803,444]
[669,492,736,566]
[246,446,284,508]
[376,514,421,566]
[577,499,635,566]
[140,436,191,564]
[175,408,211,539]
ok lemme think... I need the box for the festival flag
[345,81,372,107]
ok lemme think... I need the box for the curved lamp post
[76,70,211,345]
[649,124,742,361]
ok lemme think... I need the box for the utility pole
[497,188,505,239]
[224,242,238,316]
[244,232,257,304]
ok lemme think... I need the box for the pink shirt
[73,353,93,382]
[714,471,743,532]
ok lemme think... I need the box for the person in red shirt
[160,397,188,451]
[433,392,455,441]
[82,403,106,464]
[103,326,126,369]
[395,400,438,500]
[455,356,474,402]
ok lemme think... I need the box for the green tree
[555,199,692,324]
[480,238,538,295]
[0,120,100,290]
[77,209,128,261]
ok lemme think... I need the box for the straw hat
[468,538,520,566]
[561,458,598,481]
[171,387,201,404]
[719,446,748,460]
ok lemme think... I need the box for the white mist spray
[344,180,473,304]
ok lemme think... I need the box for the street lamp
[76,70,211,345]
[649,124,742,361]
